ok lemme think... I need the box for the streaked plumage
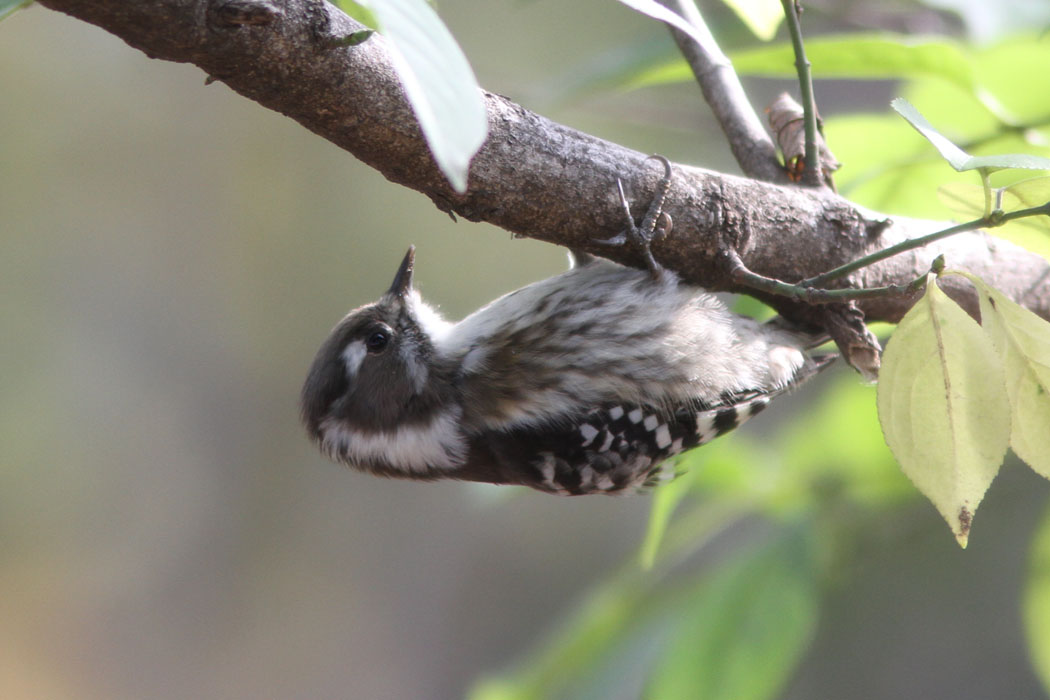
[301,248,831,494]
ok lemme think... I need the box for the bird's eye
[366,330,390,353]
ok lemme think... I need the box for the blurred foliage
[469,4,1050,700]
[1026,503,1050,691]
[0,0,32,22]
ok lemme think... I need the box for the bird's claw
[593,155,674,280]
[594,232,628,247]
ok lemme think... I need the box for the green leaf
[468,574,650,700]
[330,29,376,48]
[876,276,1010,546]
[626,35,979,91]
[892,98,978,170]
[0,0,32,21]
[719,0,783,41]
[781,378,910,508]
[331,0,377,28]
[645,528,818,700]
[952,273,1050,480]
[732,35,977,90]
[974,37,1050,120]
[1024,502,1050,695]
[353,0,487,193]
[892,98,1050,173]
[962,153,1050,172]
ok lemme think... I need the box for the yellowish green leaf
[937,182,986,219]
[950,272,1050,479]
[876,276,1010,546]
[938,179,1050,232]
[719,0,783,41]
[1005,176,1050,217]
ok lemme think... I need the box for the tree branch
[37,0,1050,325]
[656,0,785,183]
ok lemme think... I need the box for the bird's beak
[387,246,415,298]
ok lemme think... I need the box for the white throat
[319,406,467,473]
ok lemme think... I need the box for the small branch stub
[767,92,839,189]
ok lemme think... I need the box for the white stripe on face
[341,340,367,378]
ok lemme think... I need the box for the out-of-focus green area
[2,2,1049,700]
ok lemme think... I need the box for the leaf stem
[799,200,1050,289]
[979,168,992,217]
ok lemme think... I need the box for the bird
[300,157,832,494]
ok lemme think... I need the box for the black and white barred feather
[300,247,832,495]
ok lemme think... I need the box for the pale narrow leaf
[963,153,1050,171]
[876,276,1010,546]
[355,0,487,193]
[719,0,784,41]
[953,272,1050,479]
[893,98,1050,173]
[891,98,974,171]
[615,0,718,52]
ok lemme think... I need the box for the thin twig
[801,201,1050,288]
[724,249,930,303]
[780,0,821,187]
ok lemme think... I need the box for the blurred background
[3,1,1050,699]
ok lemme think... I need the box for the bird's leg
[596,154,674,280]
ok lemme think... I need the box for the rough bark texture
[37,0,1050,325]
